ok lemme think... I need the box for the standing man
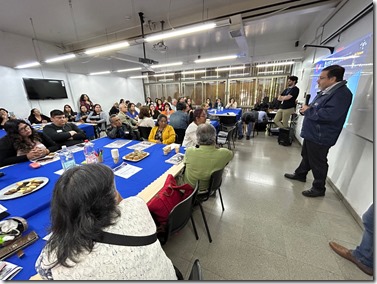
[273,76,299,128]
[284,65,352,197]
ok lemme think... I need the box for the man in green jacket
[183,123,233,193]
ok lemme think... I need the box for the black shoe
[246,136,250,140]
[238,135,244,140]
[302,189,325,197]
[284,173,306,182]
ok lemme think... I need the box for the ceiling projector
[153,41,168,53]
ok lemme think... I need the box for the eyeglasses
[18,125,30,132]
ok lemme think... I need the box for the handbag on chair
[147,174,194,228]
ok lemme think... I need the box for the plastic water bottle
[59,145,76,170]
[83,140,97,164]
[217,104,221,112]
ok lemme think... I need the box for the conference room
[0,0,373,280]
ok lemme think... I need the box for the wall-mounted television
[23,78,68,100]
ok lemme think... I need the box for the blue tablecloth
[208,108,242,121]
[0,138,184,280]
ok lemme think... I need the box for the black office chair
[196,168,225,243]
[158,183,199,245]
[138,126,152,140]
[174,128,186,144]
[218,115,238,149]
[188,259,203,280]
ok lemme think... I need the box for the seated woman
[0,108,16,129]
[148,114,176,145]
[75,105,90,123]
[63,105,77,122]
[206,98,212,109]
[34,164,177,280]
[0,119,60,167]
[149,104,160,120]
[79,94,94,112]
[87,104,107,137]
[182,108,206,148]
[126,103,139,120]
[28,108,51,124]
[161,103,175,118]
[225,97,238,109]
[138,106,155,128]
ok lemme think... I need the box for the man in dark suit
[284,65,353,197]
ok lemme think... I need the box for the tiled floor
[163,133,373,280]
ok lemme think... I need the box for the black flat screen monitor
[23,78,68,100]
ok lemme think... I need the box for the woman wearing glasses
[0,119,60,167]
[182,108,207,148]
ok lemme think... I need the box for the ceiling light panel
[89,71,111,75]
[15,61,41,69]
[116,67,142,72]
[151,62,183,68]
[215,66,245,71]
[153,73,175,77]
[195,55,237,63]
[256,61,294,68]
[85,41,130,55]
[45,54,76,63]
[145,23,216,42]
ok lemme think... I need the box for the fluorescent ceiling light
[145,23,216,42]
[256,61,294,68]
[151,62,183,68]
[229,73,249,77]
[257,70,284,75]
[116,67,142,72]
[129,75,148,79]
[181,77,195,80]
[45,54,76,63]
[89,71,111,75]
[216,66,245,71]
[201,75,220,79]
[181,70,206,74]
[195,55,237,63]
[15,61,40,69]
[159,79,174,82]
[85,41,129,55]
[153,73,175,77]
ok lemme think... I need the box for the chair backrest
[174,128,186,144]
[218,115,237,126]
[208,168,224,196]
[189,259,203,280]
[138,126,152,140]
[166,183,198,238]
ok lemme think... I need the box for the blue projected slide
[308,33,373,141]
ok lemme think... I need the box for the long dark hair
[92,104,102,115]
[63,104,74,115]
[4,119,41,152]
[47,164,120,267]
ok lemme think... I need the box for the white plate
[122,151,150,162]
[0,177,49,200]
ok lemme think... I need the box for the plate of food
[122,150,149,162]
[0,177,49,200]
[31,153,58,163]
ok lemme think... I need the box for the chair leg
[190,216,199,240]
[198,202,212,243]
[218,188,225,211]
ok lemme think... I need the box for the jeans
[352,205,374,268]
[238,121,254,137]
[294,139,330,191]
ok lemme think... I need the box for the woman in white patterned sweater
[34,164,177,280]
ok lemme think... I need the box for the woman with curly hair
[0,119,59,167]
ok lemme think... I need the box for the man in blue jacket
[284,65,352,197]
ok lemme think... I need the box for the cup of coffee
[163,146,170,155]
[111,149,119,163]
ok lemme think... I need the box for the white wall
[295,2,373,217]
